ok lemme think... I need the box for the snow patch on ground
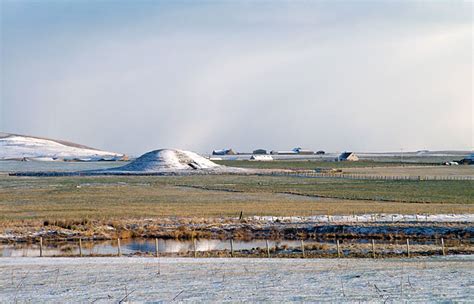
[0,135,124,161]
[252,213,474,223]
[0,256,472,302]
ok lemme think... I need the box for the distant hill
[0,132,126,161]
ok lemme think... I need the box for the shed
[252,149,267,155]
[458,153,474,165]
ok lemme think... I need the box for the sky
[0,0,472,155]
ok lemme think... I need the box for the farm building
[270,150,296,155]
[250,155,273,161]
[270,147,314,155]
[337,152,359,161]
[458,153,474,165]
[252,149,267,155]
[316,150,325,155]
[293,147,314,155]
[212,149,236,156]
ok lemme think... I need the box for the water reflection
[1,239,317,257]
[1,238,464,257]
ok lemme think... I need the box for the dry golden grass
[0,174,472,226]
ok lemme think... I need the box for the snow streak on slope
[0,133,125,161]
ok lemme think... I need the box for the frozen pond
[0,256,472,302]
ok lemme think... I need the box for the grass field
[0,174,472,224]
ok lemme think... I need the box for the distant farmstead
[252,149,267,155]
[337,152,359,161]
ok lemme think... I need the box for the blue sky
[1,0,472,154]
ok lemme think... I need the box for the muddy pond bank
[1,216,472,244]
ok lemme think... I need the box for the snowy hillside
[0,133,125,161]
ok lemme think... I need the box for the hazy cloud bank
[1,1,472,155]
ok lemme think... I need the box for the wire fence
[4,236,472,259]
[269,171,474,181]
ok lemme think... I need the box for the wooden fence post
[230,239,234,257]
[336,240,341,258]
[79,238,83,257]
[39,237,43,257]
[193,239,197,258]
[155,238,159,257]
[266,240,270,258]
[301,240,305,258]
[406,239,410,258]
[441,238,446,256]
[117,238,122,257]
[371,239,376,259]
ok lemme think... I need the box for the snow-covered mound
[0,132,125,161]
[105,149,220,172]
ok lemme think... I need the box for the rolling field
[0,172,472,225]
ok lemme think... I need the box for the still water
[1,238,320,257]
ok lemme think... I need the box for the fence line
[5,237,467,258]
[268,171,474,181]
[10,170,473,181]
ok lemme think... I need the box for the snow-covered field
[253,213,474,223]
[0,133,124,161]
[0,256,472,302]
[212,150,471,162]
